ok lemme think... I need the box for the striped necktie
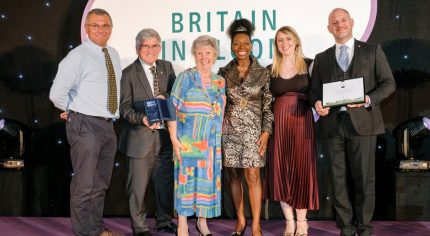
[149,66,161,97]
[102,48,117,114]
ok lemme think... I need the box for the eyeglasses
[86,24,112,31]
[141,44,161,50]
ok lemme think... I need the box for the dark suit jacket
[309,39,396,138]
[118,59,176,157]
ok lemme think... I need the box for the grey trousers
[126,129,174,234]
[66,112,117,236]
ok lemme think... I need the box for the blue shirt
[49,39,122,118]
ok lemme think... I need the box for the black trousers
[322,112,376,236]
[126,129,174,234]
[66,112,117,236]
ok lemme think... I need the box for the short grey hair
[135,28,161,51]
[191,35,219,59]
[86,8,113,25]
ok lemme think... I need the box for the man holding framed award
[118,28,177,236]
[309,8,396,236]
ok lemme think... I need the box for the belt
[69,110,113,122]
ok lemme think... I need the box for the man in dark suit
[309,8,396,236]
[119,28,177,236]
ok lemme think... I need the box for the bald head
[327,8,354,44]
[328,8,350,23]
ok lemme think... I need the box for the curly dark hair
[226,18,255,40]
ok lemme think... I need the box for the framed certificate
[322,77,365,107]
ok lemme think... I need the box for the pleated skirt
[263,92,319,210]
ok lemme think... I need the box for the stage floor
[0,217,429,235]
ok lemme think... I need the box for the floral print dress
[170,68,226,217]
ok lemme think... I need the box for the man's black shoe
[156,222,178,234]
[135,231,152,236]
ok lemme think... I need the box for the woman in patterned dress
[168,35,226,236]
[218,19,273,236]
[263,26,319,236]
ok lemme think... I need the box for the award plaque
[142,98,176,124]
[322,77,365,107]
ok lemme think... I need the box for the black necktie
[102,48,117,114]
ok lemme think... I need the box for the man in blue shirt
[49,8,122,236]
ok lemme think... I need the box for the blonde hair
[271,26,308,77]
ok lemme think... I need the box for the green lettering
[217,11,228,31]
[269,38,274,59]
[172,13,183,33]
[263,10,276,30]
[217,40,225,60]
[234,11,242,20]
[252,39,262,59]
[190,12,201,32]
[172,41,185,61]
[207,12,211,32]
[161,41,166,60]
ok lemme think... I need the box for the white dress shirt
[335,38,355,67]
[140,59,156,95]
[335,38,371,107]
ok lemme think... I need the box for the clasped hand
[315,95,370,116]
[142,116,161,129]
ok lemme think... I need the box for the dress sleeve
[170,70,191,111]
[261,69,274,134]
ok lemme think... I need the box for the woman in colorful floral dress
[168,35,226,236]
